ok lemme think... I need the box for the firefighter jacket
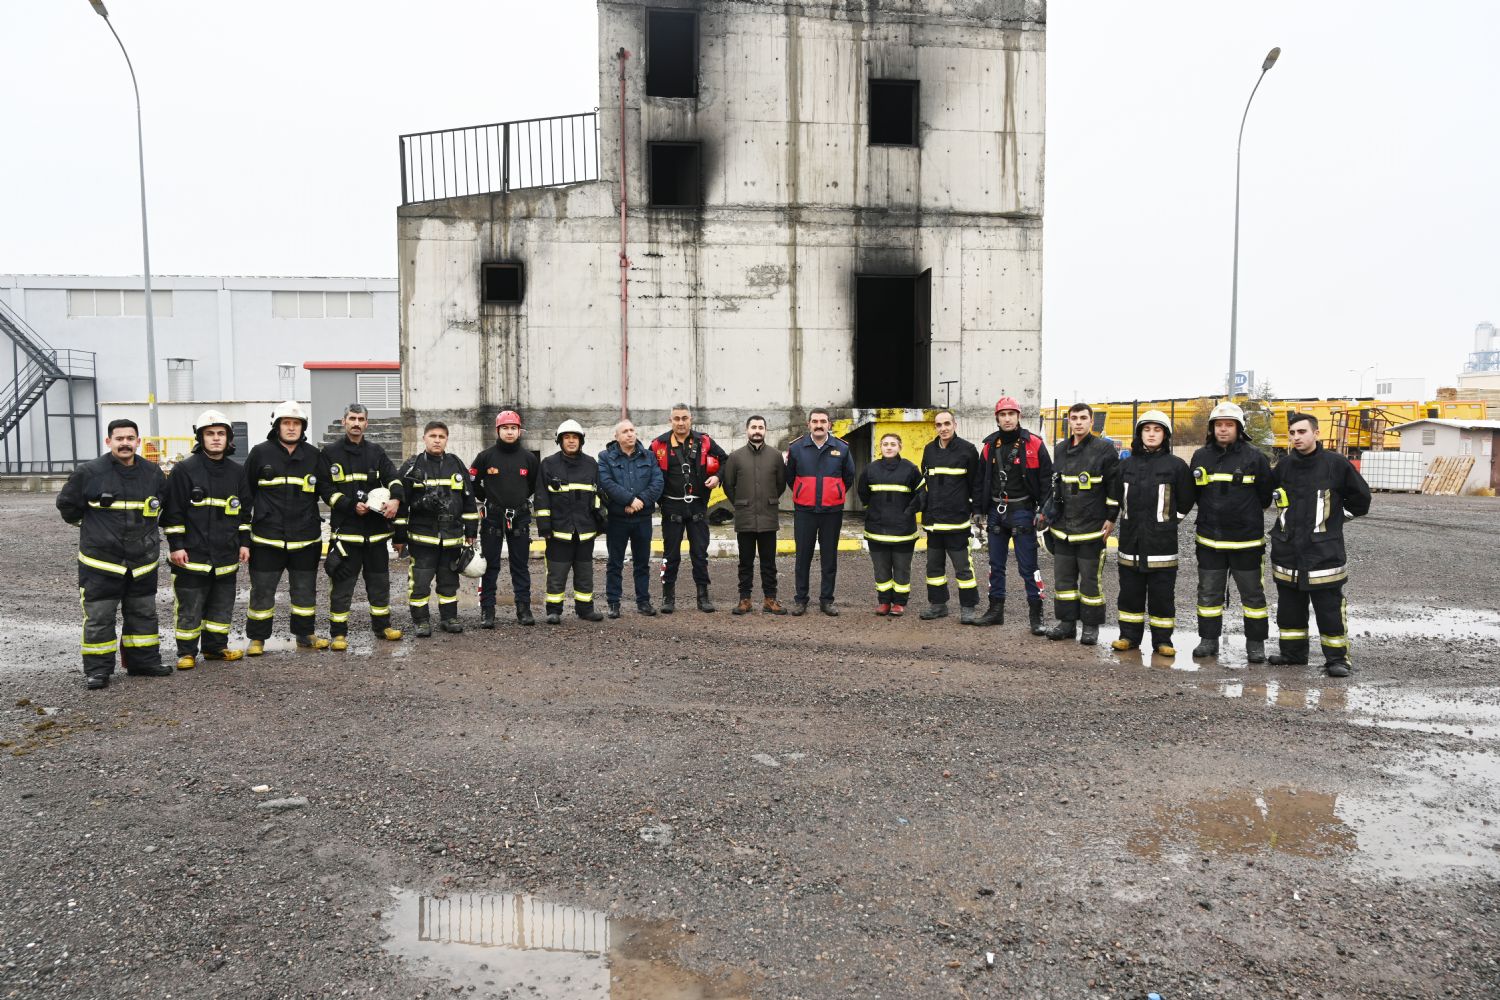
[650,430,727,505]
[1113,430,1196,572]
[397,451,479,548]
[785,435,855,512]
[245,437,325,551]
[1050,434,1121,542]
[856,456,923,544]
[471,439,540,526]
[58,453,167,579]
[1268,443,1371,591]
[918,436,980,533]
[161,452,250,575]
[1188,433,1273,548]
[536,450,604,542]
[323,436,403,545]
[977,428,1052,512]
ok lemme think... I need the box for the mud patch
[382,889,750,999]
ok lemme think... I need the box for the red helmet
[705,454,721,476]
[994,396,1021,414]
[495,409,522,428]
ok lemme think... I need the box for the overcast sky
[3,1,1495,404]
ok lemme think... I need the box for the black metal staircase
[1,298,98,473]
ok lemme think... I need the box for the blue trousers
[605,516,654,606]
[986,504,1043,603]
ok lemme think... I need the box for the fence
[399,112,600,205]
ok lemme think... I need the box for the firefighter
[784,408,856,616]
[856,432,923,616]
[57,419,171,689]
[1046,403,1120,645]
[396,421,479,637]
[536,419,605,625]
[650,403,727,613]
[245,401,329,654]
[1189,401,1274,663]
[1109,411,1196,656]
[975,396,1053,634]
[322,402,405,649]
[917,410,982,623]
[470,409,539,627]
[1267,412,1372,677]
[161,410,250,670]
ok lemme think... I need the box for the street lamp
[88,0,159,438]
[1225,46,1280,400]
[1348,365,1376,397]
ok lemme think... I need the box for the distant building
[397,0,1047,464]
[1371,377,1424,401]
[1,274,396,472]
[1391,418,1500,493]
[1458,321,1500,392]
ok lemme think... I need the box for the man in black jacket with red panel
[784,408,855,617]
[650,404,727,614]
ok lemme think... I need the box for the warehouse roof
[1390,418,1500,433]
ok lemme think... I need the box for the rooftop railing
[399,112,600,205]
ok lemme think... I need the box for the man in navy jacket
[783,408,855,616]
[598,418,664,617]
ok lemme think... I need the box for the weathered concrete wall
[399,0,1045,463]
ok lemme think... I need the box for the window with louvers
[356,373,402,412]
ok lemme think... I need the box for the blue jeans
[986,503,1043,603]
[605,516,653,606]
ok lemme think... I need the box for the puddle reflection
[1131,786,1355,861]
[1197,679,1500,739]
[382,889,749,999]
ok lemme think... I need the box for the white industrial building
[397,0,1047,463]
[1391,418,1500,494]
[1,274,397,472]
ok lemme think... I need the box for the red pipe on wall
[617,47,631,420]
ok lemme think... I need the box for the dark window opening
[646,9,698,98]
[1093,411,1108,435]
[482,263,524,303]
[649,143,702,207]
[855,271,931,407]
[869,79,919,146]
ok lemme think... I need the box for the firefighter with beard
[1045,403,1120,646]
[161,410,250,669]
[57,419,171,689]
[1109,410,1196,656]
[1188,401,1274,663]
[322,402,405,648]
[536,420,606,625]
[917,410,982,623]
[244,401,329,654]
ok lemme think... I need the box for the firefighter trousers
[1275,583,1350,665]
[986,503,1043,605]
[172,570,237,657]
[925,531,979,607]
[1117,565,1176,647]
[408,543,460,625]
[869,540,915,607]
[1195,544,1269,640]
[545,537,596,614]
[247,544,320,640]
[328,542,392,636]
[660,504,710,588]
[1052,538,1106,625]
[80,567,162,678]
[479,520,532,610]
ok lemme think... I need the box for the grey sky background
[3,1,1495,405]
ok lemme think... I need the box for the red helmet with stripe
[495,409,522,428]
[994,396,1021,414]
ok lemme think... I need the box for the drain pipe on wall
[617,47,631,420]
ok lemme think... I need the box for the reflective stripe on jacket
[161,452,250,574]
[857,457,922,543]
[536,450,603,541]
[918,436,979,531]
[1268,443,1371,590]
[57,453,166,573]
[246,439,325,546]
[1051,434,1120,537]
[323,437,404,543]
[1189,436,1273,545]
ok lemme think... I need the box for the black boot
[1324,659,1351,678]
[480,607,496,630]
[1192,637,1218,658]
[1268,653,1307,666]
[1079,624,1099,646]
[85,673,109,690]
[696,584,716,613]
[415,622,433,638]
[919,603,949,621]
[661,583,676,615]
[516,605,535,626]
[1028,601,1046,636]
[637,600,658,617]
[1046,620,1077,641]
[975,601,1005,627]
[441,619,464,634]
[577,603,604,622]
[607,602,621,620]
[1246,640,1266,664]
[959,605,978,625]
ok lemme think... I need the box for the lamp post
[1348,365,1376,397]
[1226,46,1280,400]
[88,0,159,438]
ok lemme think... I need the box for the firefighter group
[58,397,1370,690]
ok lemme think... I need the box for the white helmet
[194,409,233,435]
[365,487,392,514]
[460,552,487,579]
[555,418,585,445]
[270,400,308,426]
[1208,401,1246,429]
[1135,409,1172,435]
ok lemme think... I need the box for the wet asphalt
[2,491,1498,999]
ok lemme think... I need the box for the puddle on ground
[1131,750,1500,879]
[1196,679,1500,739]
[1094,626,1250,671]
[382,889,750,999]
[1357,606,1500,641]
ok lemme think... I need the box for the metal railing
[1,350,96,440]
[399,112,600,205]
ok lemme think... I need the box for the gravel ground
[2,491,1498,999]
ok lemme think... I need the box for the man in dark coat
[721,414,788,615]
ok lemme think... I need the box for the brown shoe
[762,597,788,616]
[732,598,753,616]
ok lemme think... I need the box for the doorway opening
[854,271,931,408]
